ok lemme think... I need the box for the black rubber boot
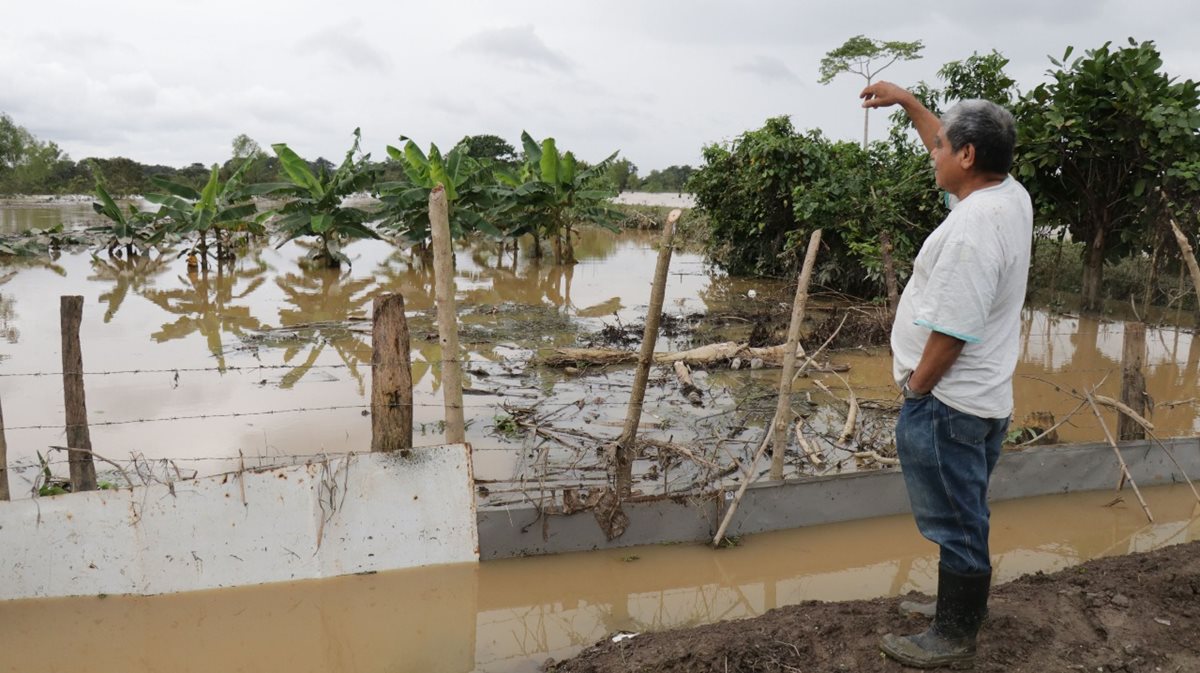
[898,597,937,619]
[899,598,988,621]
[881,566,991,669]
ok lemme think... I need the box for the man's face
[930,127,967,193]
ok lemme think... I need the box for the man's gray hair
[941,99,1017,175]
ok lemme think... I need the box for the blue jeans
[895,394,1008,575]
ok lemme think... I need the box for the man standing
[860,81,1032,668]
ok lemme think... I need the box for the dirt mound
[551,540,1200,673]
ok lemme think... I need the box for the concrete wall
[0,445,477,600]
[478,438,1200,559]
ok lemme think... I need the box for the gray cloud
[297,21,391,72]
[736,55,801,83]
[3,1,1200,173]
[461,25,572,73]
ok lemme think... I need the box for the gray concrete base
[478,437,1200,559]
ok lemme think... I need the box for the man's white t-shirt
[891,176,1033,419]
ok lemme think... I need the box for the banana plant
[252,129,381,268]
[145,161,266,270]
[498,132,620,264]
[376,139,502,246]
[89,179,158,258]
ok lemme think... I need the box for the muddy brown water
[0,484,1196,672]
[0,202,1198,501]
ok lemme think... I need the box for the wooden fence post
[770,229,823,480]
[1119,321,1147,442]
[614,209,681,498]
[371,294,413,453]
[0,397,9,501]
[429,186,466,445]
[61,296,97,492]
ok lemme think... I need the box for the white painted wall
[0,445,477,600]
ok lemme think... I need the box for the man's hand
[860,81,913,109]
[860,80,940,153]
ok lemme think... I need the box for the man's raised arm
[860,81,940,153]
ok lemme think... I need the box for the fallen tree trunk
[542,342,849,371]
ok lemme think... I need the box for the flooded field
[0,202,1198,503]
[1,483,1196,673]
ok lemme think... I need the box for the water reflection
[89,253,171,323]
[142,262,269,371]
[460,259,576,310]
[275,269,378,392]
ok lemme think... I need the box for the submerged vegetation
[1,129,624,269]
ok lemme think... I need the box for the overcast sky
[4,0,1200,172]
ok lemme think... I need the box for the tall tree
[604,157,638,193]
[0,113,26,172]
[819,35,924,147]
[231,133,264,161]
[455,134,518,165]
[1016,39,1200,311]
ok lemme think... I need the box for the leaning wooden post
[429,186,466,445]
[371,294,414,453]
[0,397,9,501]
[61,296,97,492]
[1119,321,1147,442]
[614,209,681,498]
[769,229,823,481]
[1167,214,1200,323]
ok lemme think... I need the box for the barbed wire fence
[2,293,1198,510]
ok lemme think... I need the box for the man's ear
[959,144,976,171]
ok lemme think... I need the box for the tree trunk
[531,233,543,259]
[1142,228,1162,311]
[199,231,209,272]
[429,187,466,444]
[1167,214,1200,325]
[1080,227,1106,313]
[770,229,822,480]
[879,230,899,315]
[614,210,681,499]
[563,225,577,265]
[321,234,339,268]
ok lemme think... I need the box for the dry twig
[48,446,135,489]
[1084,389,1153,523]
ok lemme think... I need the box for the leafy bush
[690,116,941,296]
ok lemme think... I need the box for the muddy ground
[551,540,1200,673]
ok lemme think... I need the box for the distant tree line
[0,121,694,198]
[2,128,624,271]
[601,159,695,194]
